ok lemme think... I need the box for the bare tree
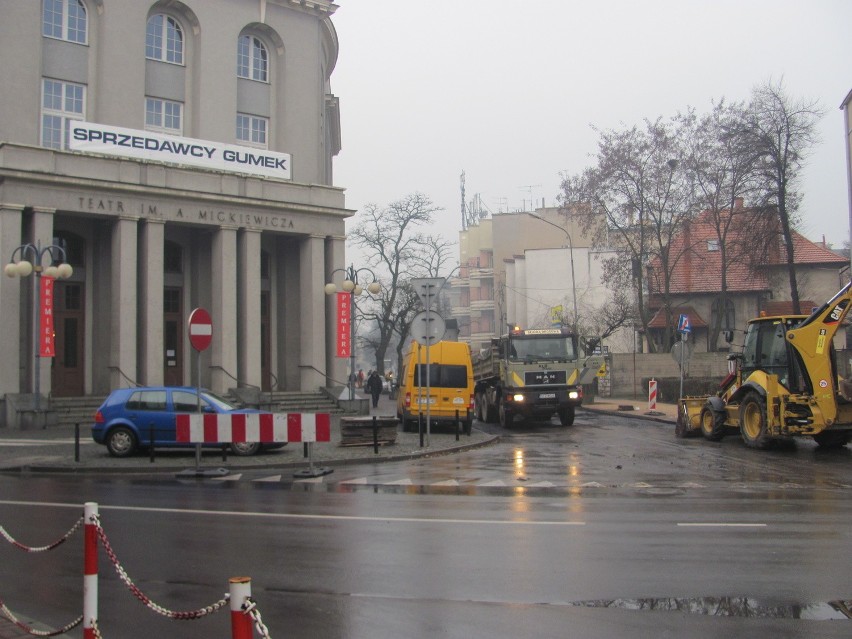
[349,193,455,375]
[680,100,772,350]
[745,79,825,313]
[561,117,698,352]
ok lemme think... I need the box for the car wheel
[230,442,261,456]
[699,402,726,441]
[105,426,138,458]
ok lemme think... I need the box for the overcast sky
[331,0,851,255]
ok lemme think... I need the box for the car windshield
[509,336,575,361]
[200,391,238,411]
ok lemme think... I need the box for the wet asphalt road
[0,408,850,638]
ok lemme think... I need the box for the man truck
[473,326,603,428]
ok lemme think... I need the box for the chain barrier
[0,517,84,552]
[245,597,272,639]
[0,515,85,636]
[92,514,231,620]
[0,597,83,637]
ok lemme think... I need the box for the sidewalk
[0,393,679,475]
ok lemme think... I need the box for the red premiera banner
[336,291,351,357]
[40,276,55,357]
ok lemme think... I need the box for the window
[145,98,183,134]
[41,79,85,149]
[164,241,183,274]
[707,239,719,251]
[125,390,167,412]
[43,0,87,44]
[146,14,183,64]
[237,35,268,82]
[236,113,268,147]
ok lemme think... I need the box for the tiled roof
[762,300,817,316]
[647,209,847,295]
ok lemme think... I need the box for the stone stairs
[259,390,346,414]
[49,396,106,429]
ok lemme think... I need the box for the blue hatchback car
[92,386,283,458]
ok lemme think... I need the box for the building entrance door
[164,287,183,385]
[51,282,85,397]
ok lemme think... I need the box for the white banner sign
[69,121,291,180]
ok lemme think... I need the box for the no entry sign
[188,308,212,352]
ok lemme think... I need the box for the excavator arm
[785,281,852,424]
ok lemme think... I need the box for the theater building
[0,0,349,427]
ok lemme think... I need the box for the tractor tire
[813,430,852,449]
[699,402,726,441]
[738,392,772,449]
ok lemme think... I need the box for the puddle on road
[569,597,852,620]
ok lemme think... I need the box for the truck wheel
[813,430,851,448]
[558,406,575,426]
[486,403,497,423]
[699,402,726,441]
[499,401,513,428]
[476,394,486,422]
[739,392,772,449]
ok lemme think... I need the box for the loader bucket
[675,396,706,438]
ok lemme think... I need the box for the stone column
[211,226,238,393]
[238,228,262,390]
[109,216,139,389]
[140,219,164,385]
[0,204,24,403]
[299,235,326,390]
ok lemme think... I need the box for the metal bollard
[372,415,379,454]
[83,502,98,639]
[75,423,80,462]
[454,410,460,441]
[229,576,253,639]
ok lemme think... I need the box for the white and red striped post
[230,576,253,639]
[648,379,658,411]
[83,502,98,639]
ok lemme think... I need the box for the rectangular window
[41,78,85,149]
[236,113,268,148]
[145,98,183,135]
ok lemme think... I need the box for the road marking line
[677,523,767,528]
[383,478,413,485]
[0,500,585,526]
[432,479,459,486]
[255,475,283,483]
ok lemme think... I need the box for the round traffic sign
[411,310,446,343]
[188,308,213,351]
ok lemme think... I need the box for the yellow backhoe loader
[676,281,852,449]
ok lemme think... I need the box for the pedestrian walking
[366,371,383,408]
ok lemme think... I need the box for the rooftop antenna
[519,184,541,212]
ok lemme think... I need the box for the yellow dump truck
[677,281,852,449]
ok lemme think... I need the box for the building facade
[0,0,349,427]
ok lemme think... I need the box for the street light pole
[529,212,578,342]
[324,264,380,400]
[5,241,73,415]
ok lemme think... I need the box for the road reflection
[570,596,852,620]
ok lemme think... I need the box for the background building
[0,0,348,427]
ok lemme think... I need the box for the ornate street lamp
[5,241,73,415]
[324,264,381,400]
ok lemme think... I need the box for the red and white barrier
[648,379,658,411]
[83,502,98,639]
[176,412,331,444]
